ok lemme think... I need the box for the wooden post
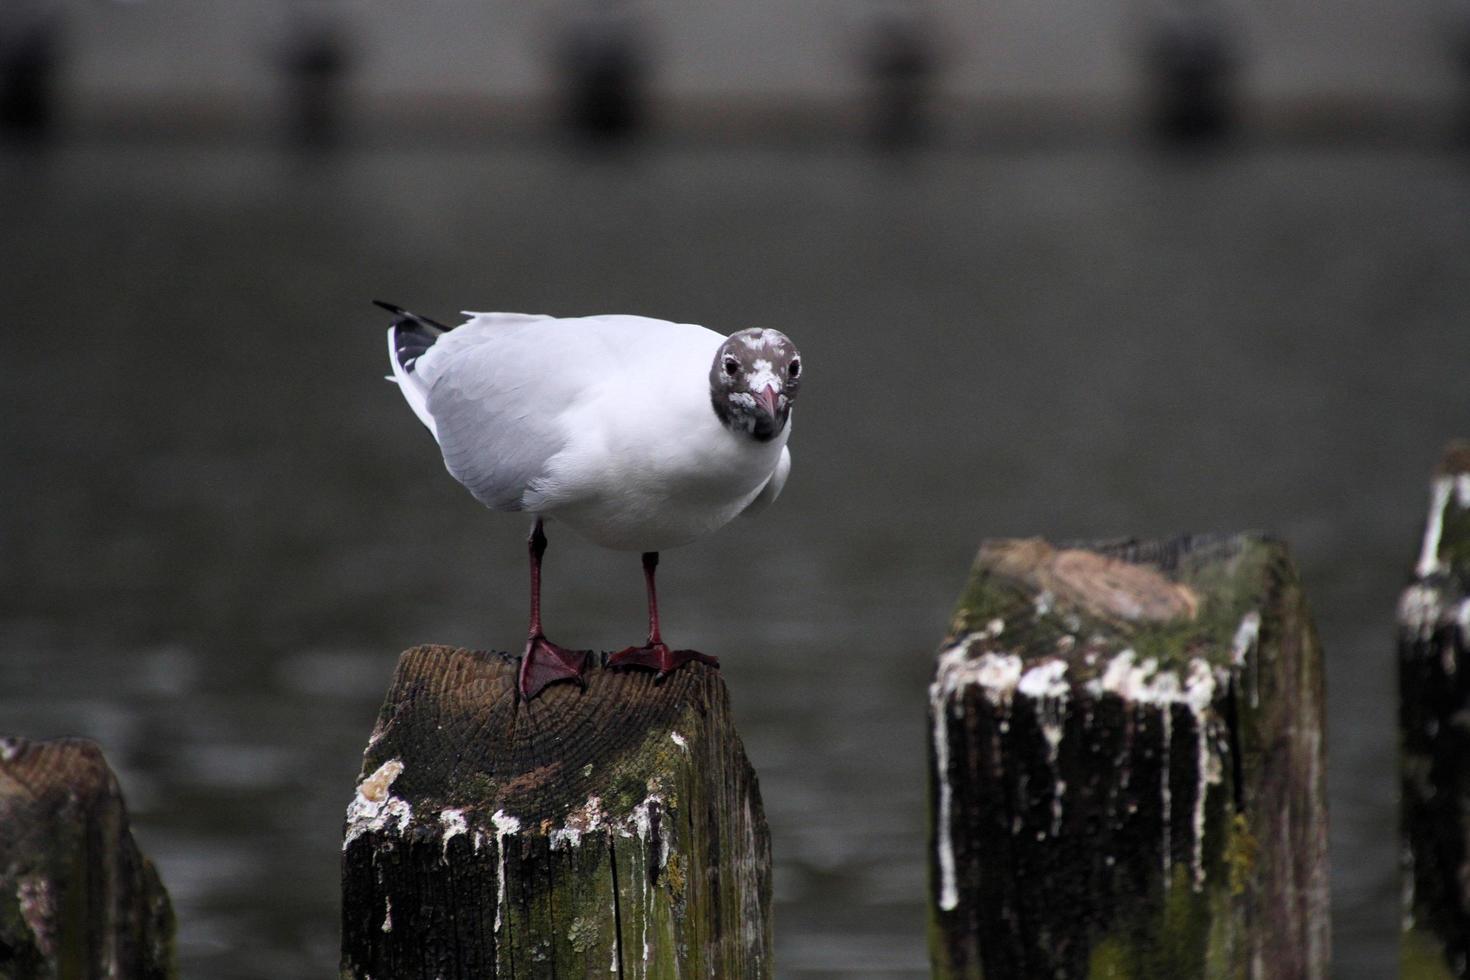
[340,645,772,979]
[928,534,1330,978]
[0,736,175,979]
[1400,441,1470,979]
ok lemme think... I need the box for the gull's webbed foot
[518,635,591,701]
[606,642,719,678]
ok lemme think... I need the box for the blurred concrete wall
[40,0,1468,113]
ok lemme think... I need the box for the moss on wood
[929,534,1329,979]
[340,646,772,979]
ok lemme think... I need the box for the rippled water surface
[3,136,1468,978]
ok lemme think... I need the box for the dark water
[3,136,1468,978]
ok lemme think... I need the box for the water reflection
[3,138,1468,978]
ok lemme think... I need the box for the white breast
[527,331,789,551]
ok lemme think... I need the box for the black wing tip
[385,300,450,373]
[374,299,453,333]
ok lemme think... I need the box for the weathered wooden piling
[928,534,1329,978]
[1400,441,1470,979]
[340,645,772,979]
[0,736,175,979]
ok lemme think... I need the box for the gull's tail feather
[378,300,451,375]
[379,300,448,439]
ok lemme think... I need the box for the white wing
[405,313,719,513]
[414,314,596,510]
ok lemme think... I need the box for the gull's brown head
[709,328,802,442]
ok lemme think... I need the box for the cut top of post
[347,647,731,834]
[942,534,1282,703]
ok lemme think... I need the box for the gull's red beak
[756,384,780,419]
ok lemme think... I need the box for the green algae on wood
[339,645,772,979]
[1400,441,1470,979]
[0,736,176,980]
[928,534,1329,979]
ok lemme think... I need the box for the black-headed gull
[378,302,801,700]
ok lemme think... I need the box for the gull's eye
[723,358,739,377]
[788,359,801,379]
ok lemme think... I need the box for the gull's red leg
[518,518,590,700]
[606,552,719,676]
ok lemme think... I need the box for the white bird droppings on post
[440,808,468,859]
[933,625,1231,905]
[1184,658,1217,716]
[1089,648,1134,697]
[973,653,1024,703]
[930,635,976,911]
[1078,649,1226,888]
[1018,659,1068,699]
[1231,612,1262,707]
[381,895,392,933]
[1400,585,1467,675]
[540,788,670,883]
[492,810,520,933]
[1231,612,1260,665]
[357,759,404,803]
[550,796,606,851]
[1091,649,1171,702]
[630,789,671,865]
[1155,673,1178,879]
[1020,660,1070,834]
[1188,659,1224,890]
[932,690,959,913]
[930,634,1033,910]
[670,731,688,751]
[631,797,654,842]
[1399,580,1470,645]
[1417,477,1454,579]
[343,759,412,850]
[1150,671,1181,703]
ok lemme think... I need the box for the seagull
[378,301,801,700]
